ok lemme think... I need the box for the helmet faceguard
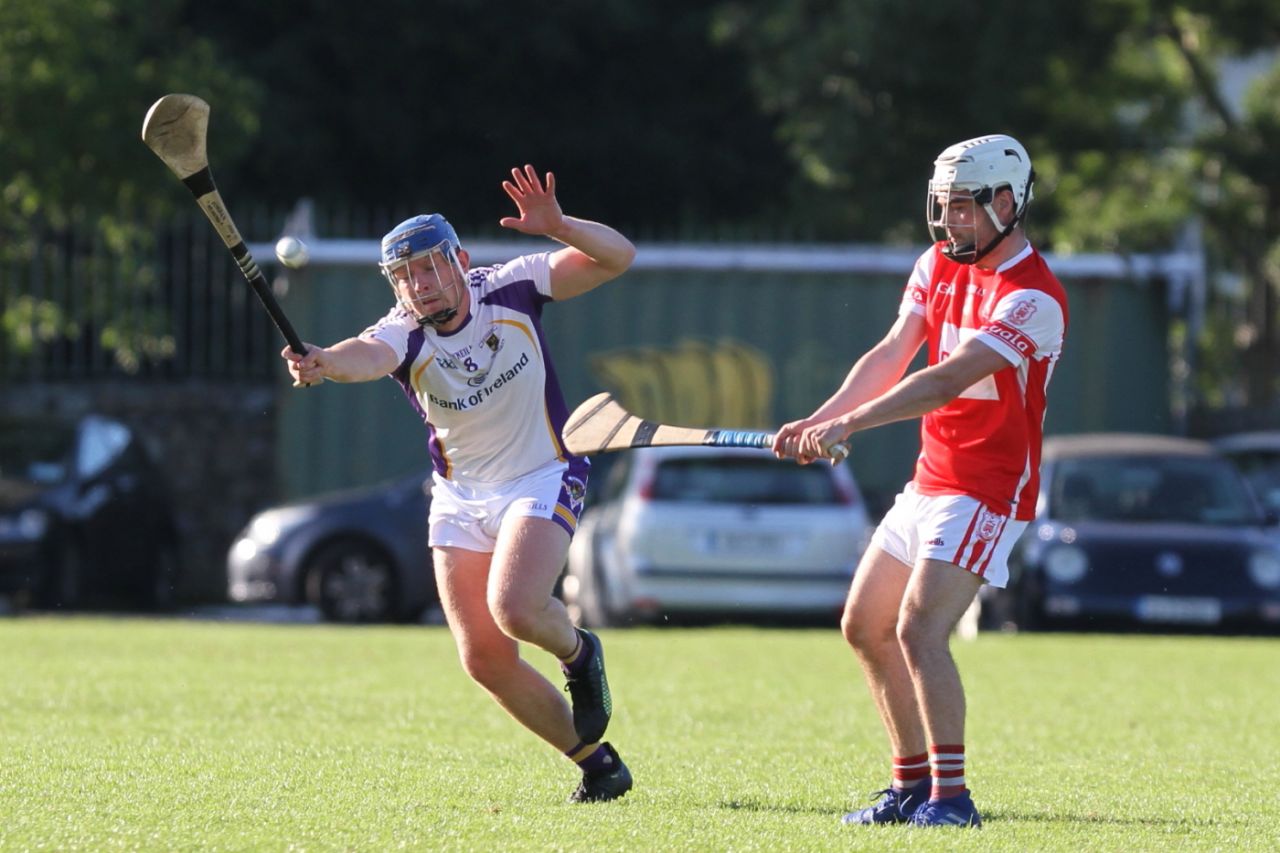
[926,135,1035,265]
[379,214,466,327]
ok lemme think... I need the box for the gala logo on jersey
[1008,299,1038,326]
[984,321,1034,355]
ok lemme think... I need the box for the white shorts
[429,462,587,553]
[870,484,1027,588]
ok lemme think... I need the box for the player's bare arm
[496,165,636,301]
[772,312,925,461]
[281,337,399,385]
[797,337,1012,461]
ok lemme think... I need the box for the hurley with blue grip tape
[563,392,850,463]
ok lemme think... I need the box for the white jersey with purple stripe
[359,251,588,487]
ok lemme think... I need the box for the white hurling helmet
[926,134,1035,265]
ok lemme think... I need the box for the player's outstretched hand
[281,342,325,388]
[499,165,566,238]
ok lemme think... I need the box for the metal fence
[1,203,1207,396]
[1,211,281,381]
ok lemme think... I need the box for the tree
[712,0,1280,410]
[180,0,797,237]
[0,0,258,370]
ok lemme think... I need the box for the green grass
[1,617,1277,852]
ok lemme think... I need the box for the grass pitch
[1,616,1276,851]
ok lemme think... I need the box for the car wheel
[1014,573,1045,632]
[39,541,83,610]
[581,560,627,628]
[305,538,397,623]
[141,541,180,611]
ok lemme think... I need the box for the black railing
[1,209,288,382]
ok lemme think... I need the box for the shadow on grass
[719,800,1231,829]
[717,799,839,817]
[988,808,1241,828]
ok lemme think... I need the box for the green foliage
[0,0,259,229]
[713,0,1280,406]
[1,619,1279,851]
[0,0,258,370]
[179,0,793,235]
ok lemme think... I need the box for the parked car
[1006,433,1280,632]
[562,446,872,626]
[227,471,436,623]
[0,413,180,610]
[1212,431,1280,518]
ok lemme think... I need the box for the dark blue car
[1008,433,1280,632]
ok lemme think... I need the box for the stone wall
[0,382,278,602]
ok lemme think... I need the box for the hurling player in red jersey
[773,135,1067,829]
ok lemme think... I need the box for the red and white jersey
[899,242,1068,520]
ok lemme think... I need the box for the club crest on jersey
[976,507,1003,541]
[565,476,586,509]
[1009,299,1038,326]
[484,331,502,353]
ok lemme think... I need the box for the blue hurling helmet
[379,214,465,327]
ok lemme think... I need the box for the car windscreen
[1220,450,1280,515]
[0,421,76,484]
[1051,455,1262,525]
[650,457,842,505]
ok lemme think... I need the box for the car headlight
[0,509,51,542]
[246,507,314,547]
[1043,545,1088,584]
[1248,550,1280,589]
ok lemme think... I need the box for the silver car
[562,446,872,626]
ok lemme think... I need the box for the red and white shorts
[870,483,1026,588]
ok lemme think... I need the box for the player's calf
[560,627,613,743]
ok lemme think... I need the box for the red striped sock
[891,753,930,791]
[929,743,967,800]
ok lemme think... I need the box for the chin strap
[416,306,459,328]
[963,221,1018,266]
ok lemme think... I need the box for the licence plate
[1135,596,1222,625]
[699,530,784,554]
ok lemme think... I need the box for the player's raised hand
[499,165,566,238]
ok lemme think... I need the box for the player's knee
[842,606,897,653]
[457,645,516,689]
[896,611,947,662]
[488,596,540,641]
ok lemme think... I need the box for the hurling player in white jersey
[773,135,1067,829]
[283,166,637,803]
